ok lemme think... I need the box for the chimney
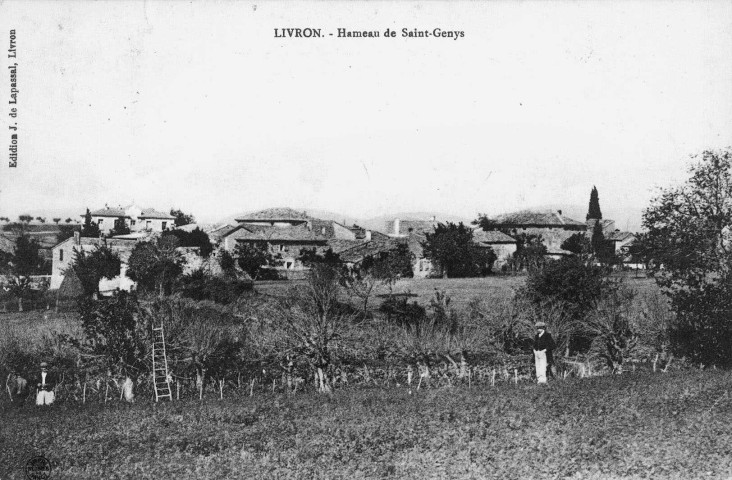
[394,218,400,235]
[365,230,372,241]
[74,231,80,245]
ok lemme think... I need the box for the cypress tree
[586,186,602,220]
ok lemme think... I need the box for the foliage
[268,264,356,392]
[299,247,341,267]
[510,233,547,272]
[109,217,131,237]
[164,227,214,257]
[522,256,612,322]
[170,208,196,227]
[560,232,591,256]
[586,185,603,220]
[140,297,247,392]
[421,222,496,278]
[18,214,32,223]
[178,268,253,304]
[69,246,121,297]
[586,286,639,373]
[234,242,276,280]
[4,370,732,479]
[643,149,732,366]
[12,235,44,276]
[76,290,147,378]
[218,249,237,278]
[81,208,101,238]
[367,242,414,280]
[126,236,184,295]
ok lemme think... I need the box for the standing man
[35,361,56,406]
[533,322,556,384]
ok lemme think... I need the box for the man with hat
[533,321,556,384]
[35,361,56,406]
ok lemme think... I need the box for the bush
[178,269,253,304]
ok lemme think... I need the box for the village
[0,189,640,301]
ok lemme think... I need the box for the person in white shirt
[35,362,56,406]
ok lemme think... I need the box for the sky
[1,1,731,231]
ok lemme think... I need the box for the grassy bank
[2,370,731,479]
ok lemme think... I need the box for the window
[162,221,167,230]
[131,220,136,226]
[98,219,104,227]
[146,220,151,229]
[59,249,63,262]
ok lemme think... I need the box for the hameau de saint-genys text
[273,28,465,40]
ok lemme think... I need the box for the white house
[85,204,174,234]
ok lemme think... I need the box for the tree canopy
[170,208,195,227]
[421,222,496,278]
[586,186,602,220]
[642,149,732,366]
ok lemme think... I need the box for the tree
[109,217,131,237]
[521,255,614,354]
[126,236,184,295]
[53,218,61,225]
[421,222,495,278]
[586,185,602,220]
[270,264,354,393]
[18,214,32,224]
[81,208,101,238]
[35,217,46,224]
[164,227,213,257]
[69,246,122,297]
[76,291,147,399]
[12,235,43,276]
[234,242,275,280]
[511,233,547,272]
[170,208,195,227]
[65,218,73,224]
[591,221,605,254]
[642,149,732,366]
[561,232,591,256]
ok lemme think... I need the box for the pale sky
[1,1,731,231]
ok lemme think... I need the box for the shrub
[178,269,253,304]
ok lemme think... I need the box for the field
[1,274,706,479]
[2,370,732,479]
[256,274,660,310]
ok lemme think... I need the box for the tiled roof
[89,207,128,217]
[88,206,173,219]
[338,239,399,264]
[227,224,327,242]
[327,239,366,254]
[607,231,635,242]
[235,207,310,222]
[491,210,585,227]
[138,208,174,219]
[472,229,516,244]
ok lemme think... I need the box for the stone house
[221,208,383,275]
[485,210,587,258]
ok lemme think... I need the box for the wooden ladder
[152,322,172,402]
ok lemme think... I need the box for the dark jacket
[34,372,56,392]
[533,332,556,366]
